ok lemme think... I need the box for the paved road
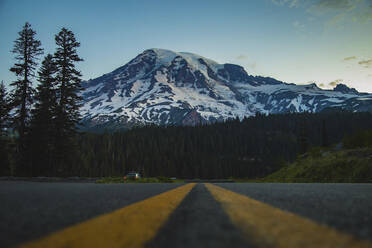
[218,183,372,242]
[0,182,372,248]
[0,181,182,248]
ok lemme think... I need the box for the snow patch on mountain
[80,48,372,129]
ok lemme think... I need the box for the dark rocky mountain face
[333,84,359,95]
[80,48,372,130]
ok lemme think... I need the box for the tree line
[0,22,83,176]
[66,111,372,179]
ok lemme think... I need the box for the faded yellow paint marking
[19,183,195,248]
[205,183,372,248]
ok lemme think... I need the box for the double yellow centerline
[20,183,195,248]
[206,183,372,248]
[20,183,372,248]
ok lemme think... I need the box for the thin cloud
[326,12,347,26]
[329,79,343,86]
[308,0,358,28]
[353,0,372,22]
[313,0,372,25]
[358,59,372,68]
[293,20,305,29]
[235,55,257,70]
[358,9,372,22]
[236,55,249,60]
[343,56,357,61]
[248,62,257,70]
[274,0,372,26]
[311,0,356,12]
[272,0,300,8]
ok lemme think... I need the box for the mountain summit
[80,48,372,129]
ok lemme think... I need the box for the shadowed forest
[2,110,372,179]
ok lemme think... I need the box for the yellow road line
[205,183,372,248]
[19,183,195,248]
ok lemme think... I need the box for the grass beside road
[261,147,372,183]
[96,176,184,184]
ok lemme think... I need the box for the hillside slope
[265,147,372,183]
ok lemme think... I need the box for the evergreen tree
[28,54,57,176]
[0,82,11,175]
[0,81,10,133]
[321,119,329,147]
[53,28,83,174]
[9,22,43,174]
[298,119,309,154]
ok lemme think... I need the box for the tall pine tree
[9,22,43,174]
[0,82,11,175]
[53,28,83,175]
[321,119,329,147]
[28,54,57,176]
[298,119,309,155]
[0,81,10,134]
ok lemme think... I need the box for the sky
[0,0,372,92]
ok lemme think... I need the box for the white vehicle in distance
[124,172,141,180]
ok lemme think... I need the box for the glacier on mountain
[80,48,372,129]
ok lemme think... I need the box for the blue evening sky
[1,0,371,92]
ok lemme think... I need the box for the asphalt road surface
[218,183,372,242]
[0,181,372,248]
[0,181,182,248]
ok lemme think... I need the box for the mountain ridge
[80,48,372,130]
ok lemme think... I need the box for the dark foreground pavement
[146,184,250,248]
[218,183,372,242]
[0,181,182,248]
[1,181,372,247]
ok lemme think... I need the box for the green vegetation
[343,129,372,149]
[95,177,184,184]
[262,130,372,183]
[264,148,372,183]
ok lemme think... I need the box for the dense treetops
[35,111,372,178]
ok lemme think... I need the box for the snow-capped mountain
[80,48,372,129]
